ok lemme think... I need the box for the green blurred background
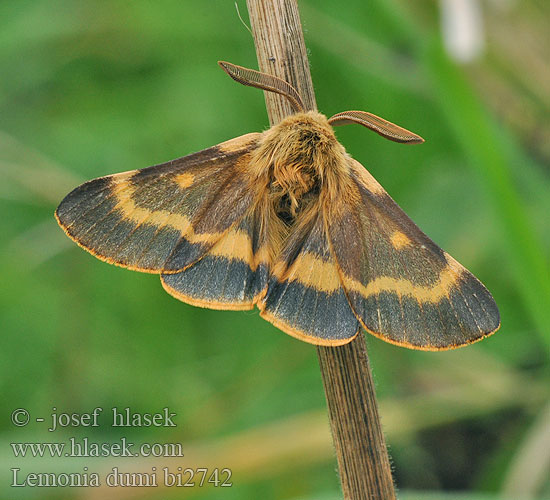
[1,0,549,499]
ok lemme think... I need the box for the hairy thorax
[250,111,351,223]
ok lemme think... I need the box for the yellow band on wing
[271,248,465,303]
[344,254,464,303]
[110,173,223,244]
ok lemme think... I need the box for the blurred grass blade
[5,218,74,269]
[501,401,550,499]
[0,131,83,205]
[302,3,427,96]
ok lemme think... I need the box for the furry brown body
[250,112,355,263]
[251,111,351,213]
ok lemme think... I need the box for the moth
[56,61,500,349]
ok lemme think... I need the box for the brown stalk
[245,1,397,498]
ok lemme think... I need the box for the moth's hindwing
[259,204,361,346]
[161,208,270,310]
[328,159,500,350]
[55,133,261,274]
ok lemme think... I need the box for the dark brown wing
[258,202,361,346]
[160,206,270,310]
[55,133,261,273]
[328,158,500,350]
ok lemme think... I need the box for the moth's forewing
[328,159,500,350]
[55,133,261,274]
[161,208,270,310]
[258,203,361,346]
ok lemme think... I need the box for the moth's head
[219,61,424,145]
[275,111,336,146]
[258,111,342,166]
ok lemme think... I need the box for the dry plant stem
[247,0,316,119]
[246,1,396,498]
[317,342,396,499]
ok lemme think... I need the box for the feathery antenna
[329,110,424,144]
[218,61,305,113]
